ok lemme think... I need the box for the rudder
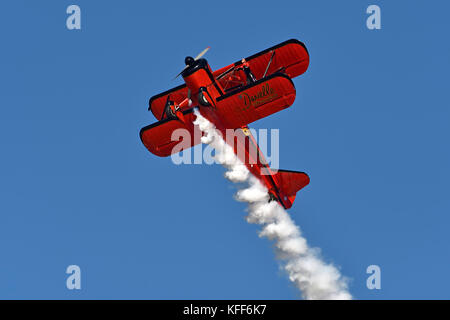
[274,169,310,207]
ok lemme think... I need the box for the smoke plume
[193,110,352,300]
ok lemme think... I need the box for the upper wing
[148,39,308,120]
[140,108,202,157]
[214,73,296,129]
[214,39,309,91]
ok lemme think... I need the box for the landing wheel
[198,87,211,106]
[165,104,176,119]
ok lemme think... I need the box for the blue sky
[0,0,449,299]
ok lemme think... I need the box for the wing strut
[216,66,236,80]
[161,94,170,120]
[263,50,276,78]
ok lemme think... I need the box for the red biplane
[140,39,310,209]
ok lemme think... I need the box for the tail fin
[274,170,310,208]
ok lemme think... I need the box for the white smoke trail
[194,109,352,300]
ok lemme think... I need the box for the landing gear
[163,99,177,119]
[198,87,211,106]
[162,96,185,123]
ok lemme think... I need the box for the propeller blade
[194,46,210,61]
[173,66,188,80]
[174,47,210,80]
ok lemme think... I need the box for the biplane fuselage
[140,39,311,209]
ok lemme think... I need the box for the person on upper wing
[236,58,256,84]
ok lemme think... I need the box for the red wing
[214,39,309,91]
[140,109,202,157]
[148,39,308,119]
[148,84,190,121]
[214,73,296,129]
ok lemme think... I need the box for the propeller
[174,46,210,79]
